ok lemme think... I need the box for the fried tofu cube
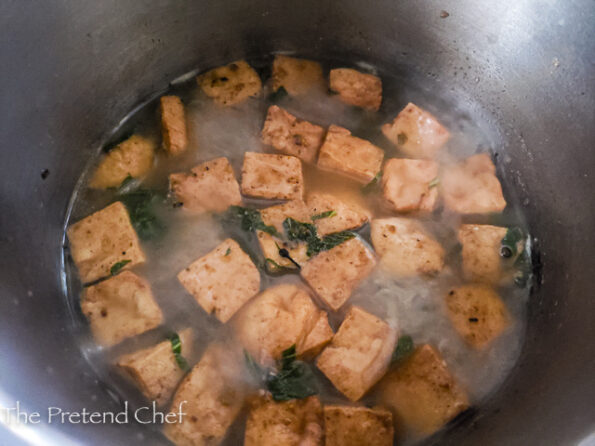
[317,125,384,184]
[301,238,376,311]
[381,158,439,212]
[441,153,507,214]
[89,134,155,189]
[446,284,510,349]
[377,344,469,437]
[160,96,187,155]
[245,396,323,446]
[197,60,262,106]
[117,328,193,406]
[164,344,245,446]
[272,55,324,96]
[382,103,450,159]
[324,405,394,446]
[317,306,397,401]
[81,271,163,347]
[257,201,311,270]
[67,201,146,283]
[370,218,444,277]
[241,152,304,200]
[307,192,370,236]
[169,157,242,213]
[177,239,260,323]
[261,105,325,163]
[235,284,333,364]
[329,68,382,111]
[458,224,509,284]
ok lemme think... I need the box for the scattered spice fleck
[469,317,479,323]
[440,10,450,18]
[41,169,50,180]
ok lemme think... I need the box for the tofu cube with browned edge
[377,344,469,437]
[329,68,382,111]
[177,239,260,323]
[371,217,444,277]
[382,158,439,212]
[317,306,397,401]
[89,134,155,189]
[272,55,324,96]
[441,153,507,214]
[324,405,394,446]
[317,125,384,184]
[301,237,376,311]
[164,344,245,446]
[458,224,509,284]
[261,105,325,163]
[244,395,323,446]
[235,284,333,364]
[81,271,163,347]
[241,152,304,200]
[257,201,311,271]
[67,201,146,283]
[160,96,187,155]
[446,284,510,349]
[197,60,262,106]
[307,192,370,236]
[169,157,242,213]
[382,103,450,159]
[117,328,193,406]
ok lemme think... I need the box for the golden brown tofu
[300,238,376,311]
[370,217,444,277]
[164,344,245,446]
[89,134,155,189]
[261,105,325,163]
[197,60,262,106]
[381,158,439,213]
[324,405,394,446]
[441,153,507,214]
[177,239,260,323]
[244,395,323,446]
[298,311,335,359]
[160,95,188,155]
[382,103,450,159]
[458,224,508,284]
[317,125,384,184]
[272,55,324,96]
[329,68,382,111]
[445,284,510,349]
[81,271,163,347]
[169,157,242,213]
[317,306,397,401]
[117,328,193,406]
[377,344,469,437]
[67,201,145,283]
[234,284,333,364]
[306,192,370,236]
[257,200,311,271]
[241,152,304,200]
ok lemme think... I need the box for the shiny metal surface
[1,1,594,445]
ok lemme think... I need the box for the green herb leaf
[500,227,524,258]
[244,349,266,383]
[110,260,131,276]
[225,248,231,256]
[227,206,280,236]
[392,335,414,363]
[169,333,189,371]
[283,217,318,243]
[269,86,288,102]
[513,246,532,288]
[311,210,337,221]
[119,189,165,240]
[397,133,408,145]
[283,217,355,257]
[428,177,440,188]
[266,345,318,401]
[265,258,290,271]
[361,171,382,194]
[118,174,135,191]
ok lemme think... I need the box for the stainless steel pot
[1,1,594,445]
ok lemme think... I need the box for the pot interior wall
[1,1,594,445]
